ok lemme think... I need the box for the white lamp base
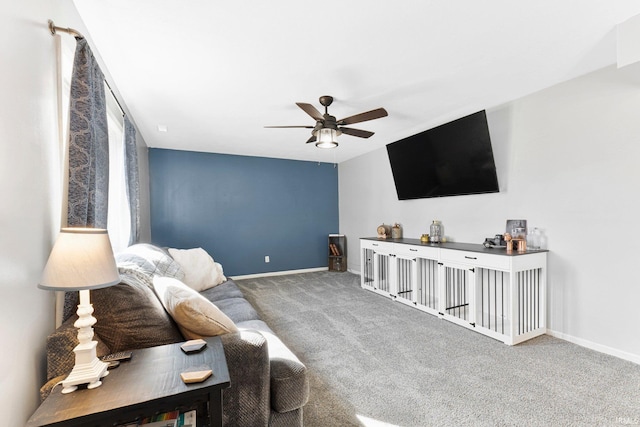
[61,289,109,394]
[61,341,109,394]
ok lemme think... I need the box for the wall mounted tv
[386,110,499,200]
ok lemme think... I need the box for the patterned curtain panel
[124,116,140,245]
[67,37,109,228]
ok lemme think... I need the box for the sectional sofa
[41,243,309,426]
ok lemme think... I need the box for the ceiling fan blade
[305,135,317,144]
[296,103,324,121]
[340,127,375,138]
[338,108,388,125]
[264,125,315,129]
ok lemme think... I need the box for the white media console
[360,238,548,345]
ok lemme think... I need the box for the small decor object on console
[38,228,120,393]
[430,220,443,243]
[504,232,513,253]
[391,223,403,239]
[483,234,506,248]
[377,224,391,239]
[516,239,527,252]
[506,219,527,240]
[527,227,542,250]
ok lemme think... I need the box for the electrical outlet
[265,255,270,263]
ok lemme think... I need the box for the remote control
[101,351,132,362]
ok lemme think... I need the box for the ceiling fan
[265,96,388,148]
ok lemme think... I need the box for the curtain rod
[48,20,125,117]
[48,20,84,39]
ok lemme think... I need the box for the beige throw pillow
[153,276,238,339]
[168,247,226,291]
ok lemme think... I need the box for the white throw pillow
[153,276,238,339]
[168,247,226,292]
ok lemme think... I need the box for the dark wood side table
[26,336,230,427]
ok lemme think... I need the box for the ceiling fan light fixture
[316,128,338,149]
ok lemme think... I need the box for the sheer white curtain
[105,93,130,252]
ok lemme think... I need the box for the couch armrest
[220,330,270,427]
[236,320,309,413]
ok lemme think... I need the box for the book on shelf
[177,410,196,427]
[329,243,341,256]
[140,421,176,427]
[140,410,180,426]
[116,409,196,427]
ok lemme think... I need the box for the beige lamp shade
[39,228,120,291]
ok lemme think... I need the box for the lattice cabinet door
[393,254,417,305]
[360,240,395,298]
[414,256,440,315]
[373,250,392,296]
[475,268,511,340]
[439,261,476,329]
[361,245,375,288]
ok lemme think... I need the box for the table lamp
[39,228,120,393]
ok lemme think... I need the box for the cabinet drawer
[363,240,394,253]
[440,249,511,270]
[397,245,439,259]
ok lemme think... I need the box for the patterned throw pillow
[91,273,184,352]
[119,243,185,279]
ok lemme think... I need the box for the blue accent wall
[149,149,339,276]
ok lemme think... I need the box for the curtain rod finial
[48,19,56,36]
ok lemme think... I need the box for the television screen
[386,110,499,200]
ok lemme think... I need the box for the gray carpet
[235,271,640,427]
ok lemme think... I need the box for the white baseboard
[547,329,640,365]
[230,267,328,281]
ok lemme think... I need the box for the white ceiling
[73,0,640,164]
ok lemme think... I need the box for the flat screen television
[386,110,499,200]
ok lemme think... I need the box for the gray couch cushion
[238,320,309,413]
[215,297,260,323]
[119,243,185,280]
[200,279,244,302]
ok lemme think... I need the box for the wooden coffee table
[27,336,230,427]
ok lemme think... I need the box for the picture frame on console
[506,219,527,240]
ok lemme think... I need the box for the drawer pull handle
[465,256,477,260]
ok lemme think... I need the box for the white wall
[340,64,640,363]
[1,1,64,424]
[0,1,150,424]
